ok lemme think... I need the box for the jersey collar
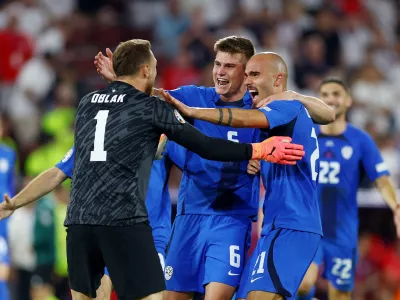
[213,90,253,108]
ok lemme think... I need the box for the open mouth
[249,88,259,101]
[217,78,229,87]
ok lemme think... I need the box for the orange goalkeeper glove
[251,136,304,165]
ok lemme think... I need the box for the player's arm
[152,98,305,164]
[255,91,335,125]
[375,176,399,211]
[161,89,302,130]
[161,88,270,128]
[293,94,334,124]
[361,135,400,237]
[7,167,67,210]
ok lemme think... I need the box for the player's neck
[219,85,247,102]
[321,115,347,136]
[116,77,148,94]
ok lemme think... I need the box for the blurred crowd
[0,0,399,299]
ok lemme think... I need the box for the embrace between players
[1,36,400,300]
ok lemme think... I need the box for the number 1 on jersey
[90,110,109,161]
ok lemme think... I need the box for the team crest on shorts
[341,146,353,160]
[164,266,173,280]
[174,110,185,124]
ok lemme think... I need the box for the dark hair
[112,39,152,77]
[214,36,255,61]
[319,77,349,92]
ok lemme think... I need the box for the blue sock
[296,285,316,300]
[0,281,9,300]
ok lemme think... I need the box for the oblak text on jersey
[91,93,126,103]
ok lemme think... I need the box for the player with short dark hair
[163,52,325,300]
[63,39,304,300]
[294,78,400,300]
[95,36,334,300]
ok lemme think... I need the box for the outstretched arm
[9,167,67,210]
[375,176,400,238]
[160,89,270,128]
[255,91,335,125]
[153,98,305,164]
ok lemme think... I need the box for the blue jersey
[259,100,322,236]
[316,124,389,246]
[168,86,260,216]
[0,145,16,198]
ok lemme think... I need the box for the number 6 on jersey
[91,110,110,161]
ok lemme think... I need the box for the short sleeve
[258,100,302,129]
[167,85,199,106]
[55,147,75,178]
[360,134,390,181]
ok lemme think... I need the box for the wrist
[250,143,262,160]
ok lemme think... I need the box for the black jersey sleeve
[152,98,253,162]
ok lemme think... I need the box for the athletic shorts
[67,222,165,299]
[313,239,358,292]
[165,214,252,293]
[237,228,321,299]
[104,251,166,277]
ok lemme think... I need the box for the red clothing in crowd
[0,29,33,83]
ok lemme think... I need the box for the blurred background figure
[0,0,399,299]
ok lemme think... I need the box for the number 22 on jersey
[90,110,109,162]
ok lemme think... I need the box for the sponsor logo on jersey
[174,110,186,124]
[325,140,334,147]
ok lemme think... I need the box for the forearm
[192,108,269,128]
[296,93,335,124]
[12,167,67,209]
[0,264,10,281]
[167,123,253,161]
[375,176,399,211]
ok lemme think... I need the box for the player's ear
[274,73,284,87]
[345,94,353,108]
[141,64,150,78]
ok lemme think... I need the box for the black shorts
[67,221,165,299]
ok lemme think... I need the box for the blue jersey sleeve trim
[258,100,301,129]
[55,147,74,178]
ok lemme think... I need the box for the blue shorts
[104,245,167,277]
[237,228,321,300]
[313,239,358,292]
[164,214,252,293]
